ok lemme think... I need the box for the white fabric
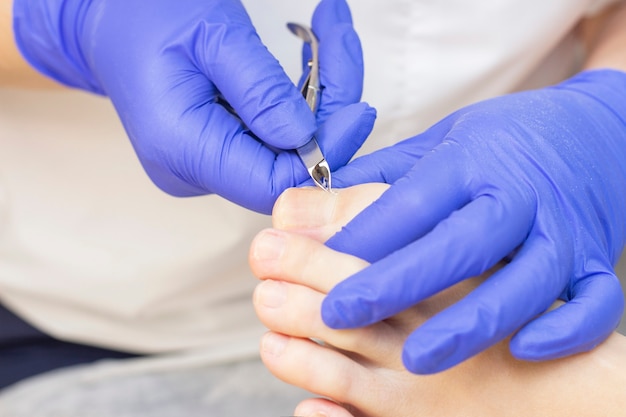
[248,0,618,152]
[0,0,618,364]
[0,89,270,359]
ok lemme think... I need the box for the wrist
[12,0,103,93]
[582,0,626,72]
[562,68,626,116]
[1,0,52,87]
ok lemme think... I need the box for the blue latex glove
[12,0,366,214]
[323,69,626,373]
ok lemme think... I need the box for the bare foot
[250,184,626,417]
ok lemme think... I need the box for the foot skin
[250,184,626,417]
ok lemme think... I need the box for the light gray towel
[0,356,309,417]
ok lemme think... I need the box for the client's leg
[0,304,139,389]
[250,184,626,417]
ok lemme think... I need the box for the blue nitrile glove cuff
[13,0,103,93]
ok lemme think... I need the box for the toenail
[257,279,287,308]
[274,187,336,229]
[262,332,287,356]
[251,229,286,262]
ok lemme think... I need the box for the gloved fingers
[282,100,372,204]
[330,119,458,188]
[400,238,565,374]
[142,99,373,212]
[313,103,376,172]
[326,142,473,262]
[329,146,416,188]
[199,15,316,149]
[510,270,624,360]
[134,100,267,200]
[315,22,363,125]
[297,0,354,73]
[246,103,376,214]
[269,102,375,212]
[313,0,362,123]
[321,193,532,329]
[294,0,362,125]
[312,0,354,35]
[295,100,378,191]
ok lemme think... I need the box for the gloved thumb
[331,115,458,188]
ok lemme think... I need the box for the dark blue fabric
[0,304,139,389]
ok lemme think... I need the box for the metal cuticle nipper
[287,22,333,193]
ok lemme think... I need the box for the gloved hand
[322,69,626,373]
[12,0,367,213]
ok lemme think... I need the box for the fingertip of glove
[344,101,377,123]
[509,284,623,362]
[258,102,317,149]
[320,102,376,133]
[318,102,376,166]
[363,102,377,119]
[317,23,363,84]
[508,328,599,362]
[321,297,351,329]
[313,0,353,29]
[401,336,457,375]
[321,293,371,329]
[350,102,377,139]
[222,190,277,215]
[341,25,364,68]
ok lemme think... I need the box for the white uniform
[0,0,618,368]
